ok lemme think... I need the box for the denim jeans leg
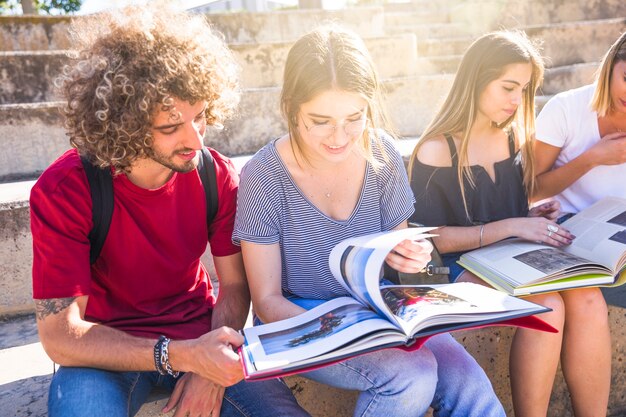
[301,346,438,417]
[281,296,438,416]
[48,367,159,417]
[426,333,505,417]
[222,378,310,417]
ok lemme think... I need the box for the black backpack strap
[197,148,219,229]
[80,156,114,264]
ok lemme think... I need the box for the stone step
[0,34,418,104]
[0,51,69,104]
[416,54,461,75]
[0,7,385,51]
[417,36,473,57]
[0,180,37,317]
[449,0,626,30]
[387,22,476,39]
[542,62,598,96]
[525,17,626,68]
[384,10,451,27]
[0,102,67,181]
[0,74,455,179]
[383,0,463,15]
[4,303,626,416]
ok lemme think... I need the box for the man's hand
[171,327,244,387]
[164,373,225,417]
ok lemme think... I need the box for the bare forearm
[533,152,596,202]
[36,298,156,371]
[433,220,516,254]
[253,294,306,324]
[211,282,250,331]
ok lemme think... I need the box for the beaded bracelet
[154,335,180,378]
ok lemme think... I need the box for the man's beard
[147,147,199,173]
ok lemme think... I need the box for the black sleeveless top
[409,132,529,228]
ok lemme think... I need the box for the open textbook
[458,197,626,296]
[239,228,554,380]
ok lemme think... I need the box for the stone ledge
[0,7,386,51]
[0,34,419,104]
[4,307,626,417]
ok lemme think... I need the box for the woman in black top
[409,31,609,417]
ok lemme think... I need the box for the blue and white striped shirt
[233,131,415,299]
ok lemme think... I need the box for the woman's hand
[588,131,626,167]
[529,200,561,221]
[511,217,574,247]
[385,239,433,273]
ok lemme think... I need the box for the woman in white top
[530,32,626,417]
[535,32,626,212]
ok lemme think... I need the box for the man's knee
[49,367,152,417]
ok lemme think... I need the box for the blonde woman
[534,31,626,211]
[526,31,626,417]
[409,31,607,417]
[234,26,505,417]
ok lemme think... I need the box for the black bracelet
[153,335,167,375]
[154,335,180,378]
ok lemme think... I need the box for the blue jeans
[282,297,505,417]
[48,367,309,417]
[441,253,466,283]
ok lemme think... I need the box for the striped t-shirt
[233,131,415,299]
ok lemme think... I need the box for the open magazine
[458,197,626,296]
[239,228,554,381]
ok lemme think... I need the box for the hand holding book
[459,197,626,295]
[240,228,555,380]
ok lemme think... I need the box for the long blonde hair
[408,31,544,218]
[280,24,393,167]
[591,31,626,117]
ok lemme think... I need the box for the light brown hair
[280,24,392,167]
[409,30,544,217]
[591,31,626,117]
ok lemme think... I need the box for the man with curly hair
[29,3,309,417]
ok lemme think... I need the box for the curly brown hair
[58,2,240,173]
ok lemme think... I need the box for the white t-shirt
[536,84,626,214]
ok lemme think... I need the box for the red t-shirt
[31,148,240,340]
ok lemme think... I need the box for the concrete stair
[524,17,626,68]
[0,7,386,50]
[3,2,626,416]
[0,34,419,103]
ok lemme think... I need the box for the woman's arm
[240,241,306,323]
[532,133,626,202]
[432,216,573,254]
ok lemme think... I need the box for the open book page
[381,282,549,336]
[328,227,435,321]
[458,239,614,292]
[561,197,626,282]
[242,297,403,375]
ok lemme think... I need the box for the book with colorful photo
[239,228,554,380]
[458,197,626,296]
